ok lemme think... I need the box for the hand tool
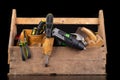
[18,30,31,61]
[31,20,46,35]
[18,39,27,61]
[36,20,46,35]
[76,27,104,47]
[70,33,87,46]
[31,27,37,35]
[52,28,86,50]
[42,13,54,67]
[54,33,87,46]
[45,13,53,38]
[80,27,97,41]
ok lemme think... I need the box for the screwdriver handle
[46,13,54,38]
[36,21,46,35]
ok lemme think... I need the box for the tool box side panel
[8,9,17,64]
[98,10,107,53]
[9,47,106,75]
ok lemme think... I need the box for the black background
[0,0,115,80]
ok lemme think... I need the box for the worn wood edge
[8,9,17,64]
[98,10,107,54]
[8,74,106,80]
[16,18,98,25]
[8,72,106,76]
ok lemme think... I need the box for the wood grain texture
[98,10,107,53]
[16,18,98,25]
[9,46,106,75]
[8,75,106,80]
[8,9,17,64]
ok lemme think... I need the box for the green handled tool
[18,30,31,61]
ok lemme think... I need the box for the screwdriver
[44,13,54,67]
[36,20,46,35]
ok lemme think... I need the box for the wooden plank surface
[9,46,106,75]
[8,75,106,80]
[16,18,98,25]
[98,10,107,53]
[8,9,17,64]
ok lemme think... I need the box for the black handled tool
[36,20,46,35]
[46,13,53,38]
[44,13,54,67]
[52,28,86,50]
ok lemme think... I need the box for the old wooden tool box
[8,9,107,80]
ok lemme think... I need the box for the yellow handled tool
[80,27,97,41]
[76,27,104,47]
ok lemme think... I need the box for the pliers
[18,30,31,61]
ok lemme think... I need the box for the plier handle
[18,30,31,61]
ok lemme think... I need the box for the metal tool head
[45,55,49,67]
[23,30,27,42]
[76,27,87,38]
[71,33,87,46]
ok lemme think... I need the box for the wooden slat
[8,75,106,80]
[98,10,107,53]
[8,9,16,48]
[9,47,106,75]
[8,9,17,64]
[16,18,99,25]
